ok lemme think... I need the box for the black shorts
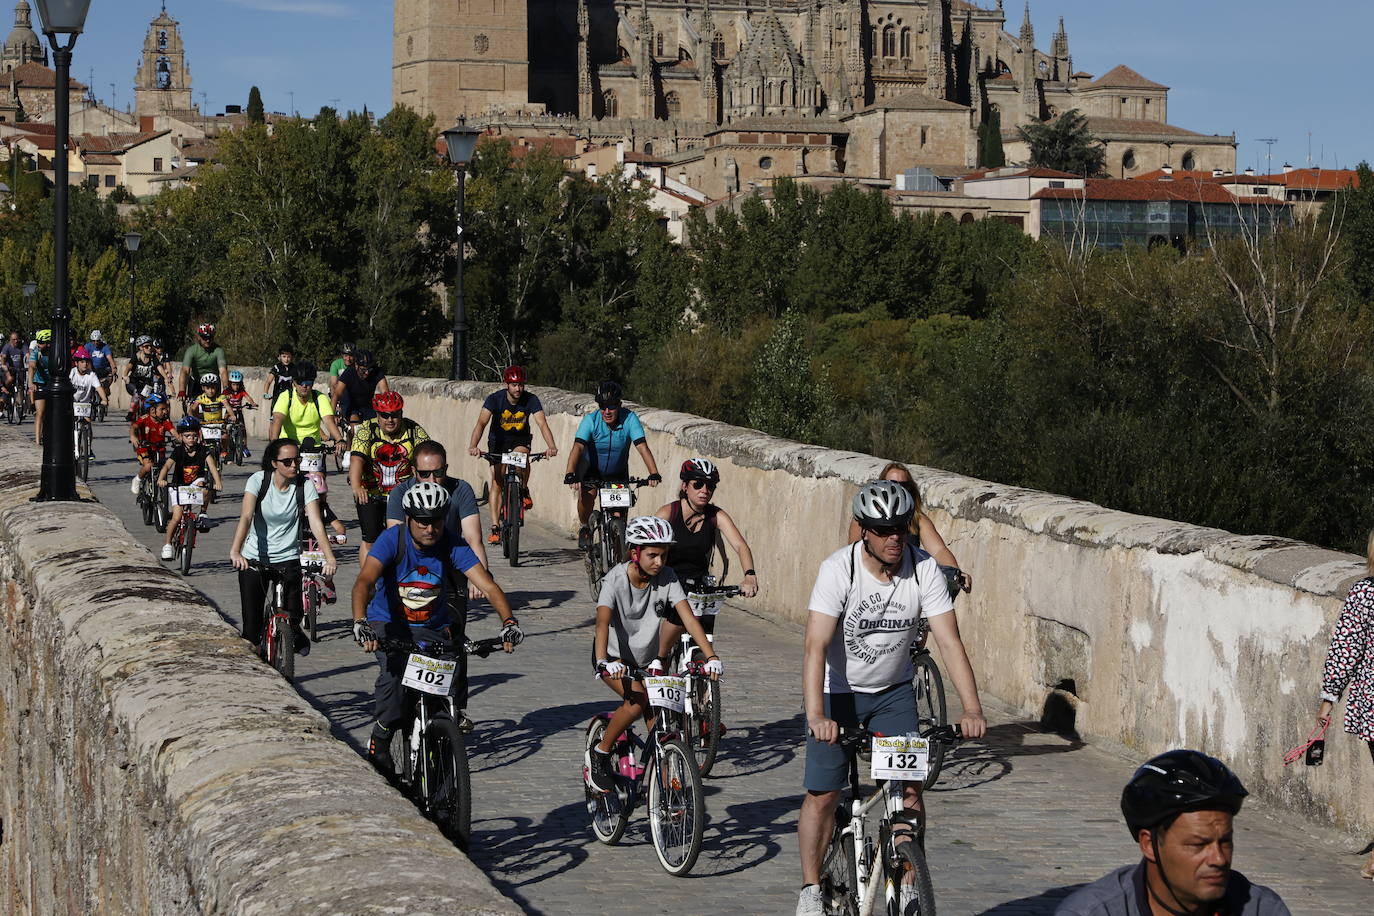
[488,436,533,459]
[357,496,387,543]
[32,388,48,401]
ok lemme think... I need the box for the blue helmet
[176,415,201,432]
[228,370,244,383]
[144,392,166,406]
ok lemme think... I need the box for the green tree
[1018,109,1107,177]
[978,108,1005,168]
[746,311,833,442]
[1328,162,1374,304]
[247,86,265,125]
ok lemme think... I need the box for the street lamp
[33,0,93,501]
[124,231,141,361]
[442,118,482,382]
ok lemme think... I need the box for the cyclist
[387,440,488,573]
[467,365,559,545]
[847,462,971,594]
[224,369,258,413]
[796,480,987,916]
[126,335,169,418]
[176,323,227,407]
[87,330,114,399]
[263,342,296,403]
[267,362,344,453]
[129,392,174,495]
[585,515,720,793]
[190,372,237,461]
[332,348,389,424]
[350,481,522,775]
[26,328,52,445]
[349,391,429,565]
[228,437,338,659]
[328,341,355,392]
[563,380,662,550]
[155,416,225,560]
[1055,750,1289,916]
[70,347,109,417]
[0,329,22,416]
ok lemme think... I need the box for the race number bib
[173,485,205,507]
[870,735,930,782]
[299,549,326,568]
[401,654,458,696]
[299,453,324,473]
[645,675,686,712]
[72,402,92,418]
[689,593,724,616]
[501,451,528,468]
[600,487,634,508]
[201,425,223,441]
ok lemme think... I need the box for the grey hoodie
[1054,862,1290,916]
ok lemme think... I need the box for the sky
[51,1,1372,174]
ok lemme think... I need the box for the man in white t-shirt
[795,481,988,916]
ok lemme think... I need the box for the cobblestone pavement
[82,420,1372,915]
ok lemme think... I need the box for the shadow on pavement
[467,700,608,774]
[692,792,795,878]
[469,799,599,896]
[710,712,805,780]
[929,722,1086,794]
[978,884,1085,914]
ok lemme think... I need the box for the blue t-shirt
[385,475,480,536]
[575,408,646,479]
[88,343,113,370]
[365,524,480,630]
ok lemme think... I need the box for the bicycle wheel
[271,611,294,681]
[584,514,605,600]
[605,514,626,567]
[140,486,154,526]
[305,579,319,642]
[154,491,169,533]
[505,477,522,567]
[912,652,948,788]
[647,736,704,876]
[76,424,91,482]
[584,718,630,845]
[819,818,860,916]
[688,671,722,777]
[883,838,936,916]
[179,522,194,575]
[421,716,472,849]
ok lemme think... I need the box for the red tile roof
[78,131,171,154]
[1256,167,1361,191]
[1034,178,1286,205]
[1088,65,1168,91]
[1131,169,1283,186]
[9,61,85,91]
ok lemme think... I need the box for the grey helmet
[852,480,915,529]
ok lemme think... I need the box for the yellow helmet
[35,329,52,343]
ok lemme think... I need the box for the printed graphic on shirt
[499,407,529,433]
[398,561,443,623]
[841,588,920,667]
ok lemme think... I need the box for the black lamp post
[442,118,482,382]
[34,0,93,501]
[124,231,141,361]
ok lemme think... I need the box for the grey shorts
[804,683,919,792]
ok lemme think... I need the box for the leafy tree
[746,311,833,442]
[978,108,1005,169]
[1329,162,1374,304]
[247,86,265,125]
[1018,109,1107,177]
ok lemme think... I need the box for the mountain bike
[200,421,230,464]
[581,477,649,599]
[670,582,741,776]
[73,400,95,482]
[818,724,964,916]
[299,535,334,643]
[481,450,546,567]
[228,404,254,465]
[136,445,168,528]
[0,383,15,425]
[169,484,212,576]
[249,560,298,681]
[583,665,706,876]
[911,639,948,789]
[379,635,507,850]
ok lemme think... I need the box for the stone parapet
[0,424,520,915]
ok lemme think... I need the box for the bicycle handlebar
[687,585,743,599]
[376,635,509,660]
[480,450,548,463]
[582,477,653,489]
[838,724,964,751]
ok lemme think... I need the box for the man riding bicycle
[350,481,523,776]
[349,390,429,565]
[563,380,661,550]
[328,341,355,393]
[0,330,22,416]
[332,348,389,424]
[796,480,987,916]
[468,365,559,545]
[87,330,114,396]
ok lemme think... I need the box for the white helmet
[199,372,220,386]
[626,515,675,546]
[852,480,915,529]
[89,329,102,340]
[403,481,450,520]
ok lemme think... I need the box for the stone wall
[0,425,520,915]
[243,367,1372,838]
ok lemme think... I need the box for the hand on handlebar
[353,619,378,652]
[958,710,987,740]
[598,659,627,679]
[230,549,248,572]
[468,445,482,458]
[809,714,840,745]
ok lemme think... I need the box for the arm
[467,407,493,456]
[461,563,516,627]
[676,599,719,675]
[330,378,343,412]
[376,376,391,394]
[268,406,284,441]
[229,489,258,570]
[593,604,612,663]
[351,557,384,651]
[348,444,367,504]
[262,369,275,399]
[635,440,660,483]
[206,454,225,492]
[323,413,344,454]
[1319,584,1372,722]
[918,515,961,572]
[654,502,673,521]
[803,610,841,744]
[128,421,141,451]
[460,511,489,575]
[533,411,559,457]
[564,440,586,490]
[714,508,758,597]
[155,456,174,487]
[927,612,987,738]
[176,364,189,398]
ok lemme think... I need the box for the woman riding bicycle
[228,438,338,658]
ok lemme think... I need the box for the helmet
[1120,750,1248,838]
[145,392,166,406]
[228,370,244,383]
[503,365,527,384]
[89,330,102,341]
[680,458,720,483]
[135,335,153,347]
[373,391,404,413]
[293,363,317,384]
[595,380,623,408]
[340,342,356,355]
[626,515,675,546]
[176,415,201,431]
[355,349,373,368]
[852,480,915,529]
[300,436,322,454]
[73,346,91,359]
[36,329,52,343]
[196,323,216,338]
[151,338,163,348]
[278,342,294,355]
[403,481,451,520]
[199,373,220,386]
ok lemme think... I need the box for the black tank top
[667,500,718,584]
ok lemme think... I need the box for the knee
[802,790,840,814]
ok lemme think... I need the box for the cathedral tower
[394,0,530,126]
[3,1,45,72]
[134,4,194,117]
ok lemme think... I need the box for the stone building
[395,0,1236,198]
[2,1,44,72]
[135,4,196,119]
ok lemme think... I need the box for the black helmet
[1120,750,1248,838]
[595,380,623,408]
[355,349,373,368]
[293,362,318,385]
[340,341,356,355]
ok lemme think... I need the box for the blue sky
[60,1,1369,173]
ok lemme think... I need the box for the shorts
[357,496,387,543]
[803,683,920,793]
[488,435,533,459]
[574,450,627,485]
[32,388,48,401]
[94,365,112,380]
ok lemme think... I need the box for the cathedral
[395,0,1236,198]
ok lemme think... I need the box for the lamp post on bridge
[124,231,141,361]
[442,118,482,382]
[34,0,94,502]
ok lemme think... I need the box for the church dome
[4,2,43,63]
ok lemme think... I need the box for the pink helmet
[73,346,91,359]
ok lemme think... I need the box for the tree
[1018,109,1107,177]
[247,86,265,125]
[978,108,1006,169]
[1328,162,1374,304]
[746,311,833,443]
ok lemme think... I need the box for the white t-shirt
[69,368,102,404]
[808,543,955,694]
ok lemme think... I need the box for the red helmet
[503,365,527,384]
[72,346,91,359]
[372,391,404,413]
[196,323,216,338]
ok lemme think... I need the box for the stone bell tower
[135,4,195,118]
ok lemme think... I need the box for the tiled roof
[180,139,218,162]
[1257,167,1361,191]
[79,131,171,154]
[1033,178,1286,204]
[1007,117,1231,142]
[964,166,1081,181]
[1088,65,1168,91]
[850,90,968,114]
[82,153,119,165]
[9,61,84,90]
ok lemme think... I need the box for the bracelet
[706,655,719,660]
[743,569,756,577]
[503,617,519,626]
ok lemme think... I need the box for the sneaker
[160,544,174,561]
[584,746,616,793]
[293,627,311,657]
[130,476,141,495]
[328,532,348,545]
[368,728,395,776]
[796,885,824,916]
[577,525,591,550]
[487,525,501,545]
[196,517,212,532]
[458,711,475,734]
[522,495,533,511]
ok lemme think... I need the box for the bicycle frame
[836,761,908,916]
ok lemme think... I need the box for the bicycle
[379,635,507,850]
[818,724,964,916]
[481,450,546,567]
[200,420,231,464]
[249,560,298,681]
[227,404,255,466]
[9,380,28,425]
[72,400,95,482]
[136,445,168,528]
[580,477,650,599]
[910,640,948,790]
[583,664,706,876]
[169,484,213,576]
[299,535,335,643]
[670,581,742,776]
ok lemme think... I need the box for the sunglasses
[377,410,402,419]
[275,456,301,466]
[410,516,444,528]
[865,525,908,539]
[688,480,716,491]
[415,465,448,479]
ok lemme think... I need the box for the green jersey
[181,343,227,380]
[329,357,346,378]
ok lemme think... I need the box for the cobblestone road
[80,418,1371,915]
